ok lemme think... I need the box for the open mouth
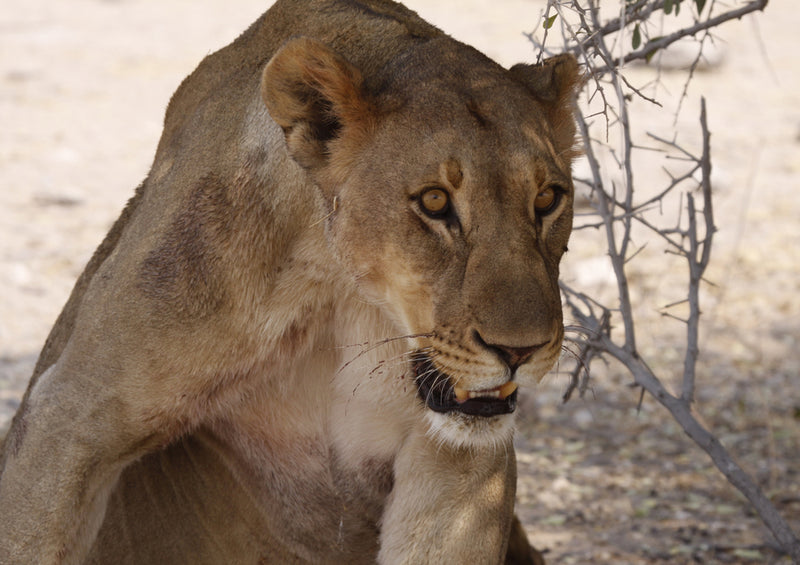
[412,355,518,417]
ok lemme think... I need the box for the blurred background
[1,0,798,562]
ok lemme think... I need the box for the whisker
[346,348,430,389]
[337,333,434,375]
[559,342,582,362]
[564,324,594,336]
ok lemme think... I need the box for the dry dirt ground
[2,1,799,563]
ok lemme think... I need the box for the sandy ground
[2,0,799,562]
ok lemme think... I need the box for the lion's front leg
[0,360,169,565]
[378,429,516,565]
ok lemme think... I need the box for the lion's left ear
[261,37,373,171]
[509,54,582,159]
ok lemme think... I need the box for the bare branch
[563,278,800,560]
[553,1,798,558]
[576,110,638,353]
[681,98,715,403]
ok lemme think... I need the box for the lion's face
[263,38,580,447]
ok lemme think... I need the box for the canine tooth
[497,381,518,400]
[453,387,470,403]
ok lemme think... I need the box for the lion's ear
[510,54,582,159]
[261,37,373,171]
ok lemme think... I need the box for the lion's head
[262,37,580,447]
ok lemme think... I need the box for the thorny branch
[534,0,769,72]
[590,0,770,74]
[528,0,799,561]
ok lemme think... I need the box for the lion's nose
[473,331,545,371]
[491,343,542,371]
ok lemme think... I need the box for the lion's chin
[424,410,515,451]
[413,353,518,449]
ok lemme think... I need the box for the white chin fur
[424,410,515,450]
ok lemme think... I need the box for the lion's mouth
[412,356,518,417]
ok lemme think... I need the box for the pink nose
[473,331,546,371]
[490,343,543,370]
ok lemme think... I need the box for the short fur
[0,1,581,563]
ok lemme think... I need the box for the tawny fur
[0,1,580,563]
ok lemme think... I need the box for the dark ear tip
[509,53,577,72]
[540,53,582,89]
[510,53,582,103]
[532,52,577,70]
[548,53,582,85]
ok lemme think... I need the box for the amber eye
[534,185,561,215]
[419,187,451,217]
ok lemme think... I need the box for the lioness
[0,0,580,563]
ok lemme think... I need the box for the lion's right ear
[261,38,373,171]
